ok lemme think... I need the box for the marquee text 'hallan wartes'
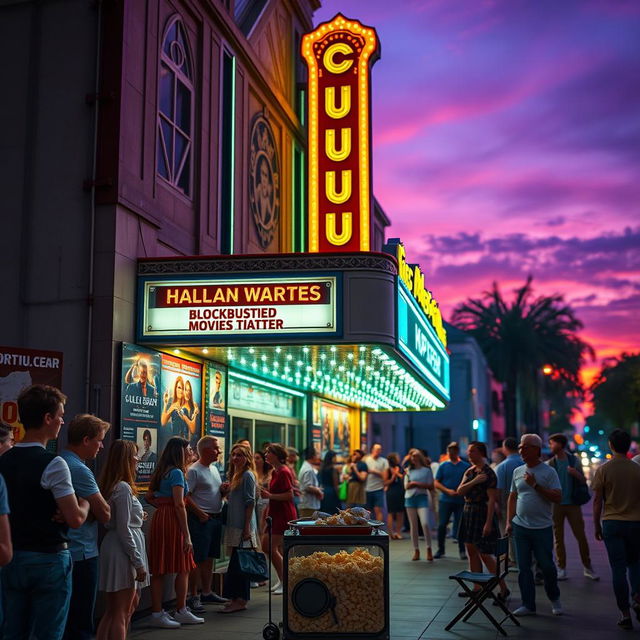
[155,283,330,307]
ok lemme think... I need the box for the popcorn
[287,548,384,633]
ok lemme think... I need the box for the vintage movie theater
[121,14,450,479]
[1,2,449,472]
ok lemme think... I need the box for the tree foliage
[590,353,640,430]
[451,277,593,436]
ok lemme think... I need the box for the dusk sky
[315,1,640,392]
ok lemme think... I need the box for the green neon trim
[228,55,236,255]
[229,370,306,398]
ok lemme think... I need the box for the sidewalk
[130,506,624,639]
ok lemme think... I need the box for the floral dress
[457,463,499,554]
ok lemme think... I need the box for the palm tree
[451,277,593,437]
[591,353,640,430]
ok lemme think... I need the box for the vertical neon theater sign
[302,14,380,252]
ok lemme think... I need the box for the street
[131,504,622,639]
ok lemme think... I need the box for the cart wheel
[263,621,280,640]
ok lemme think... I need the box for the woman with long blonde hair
[96,440,149,640]
[181,380,200,446]
[161,376,186,439]
[146,436,200,628]
[221,444,258,613]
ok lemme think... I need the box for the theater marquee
[302,14,380,253]
[139,276,338,341]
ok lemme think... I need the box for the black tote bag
[236,544,269,582]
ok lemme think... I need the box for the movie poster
[120,343,161,484]
[158,353,203,453]
[0,346,64,444]
[319,400,350,461]
[206,363,227,476]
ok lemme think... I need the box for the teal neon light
[397,282,450,401]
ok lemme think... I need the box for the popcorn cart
[282,512,390,640]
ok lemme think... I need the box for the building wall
[0,0,100,423]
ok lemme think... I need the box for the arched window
[157,16,194,196]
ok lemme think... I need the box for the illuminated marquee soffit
[302,14,380,253]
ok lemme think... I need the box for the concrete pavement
[130,506,627,639]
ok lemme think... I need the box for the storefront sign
[139,276,337,341]
[228,374,297,419]
[386,239,447,347]
[302,14,380,253]
[397,284,450,402]
[0,345,64,442]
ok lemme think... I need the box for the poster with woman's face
[159,353,203,453]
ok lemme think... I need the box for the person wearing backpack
[547,433,599,582]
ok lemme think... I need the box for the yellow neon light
[325,86,351,119]
[323,42,355,74]
[325,128,351,162]
[302,14,379,253]
[326,212,353,245]
[326,170,352,204]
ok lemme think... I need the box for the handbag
[236,542,269,582]
[338,480,348,501]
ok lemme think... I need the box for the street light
[542,364,553,376]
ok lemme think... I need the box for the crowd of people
[0,383,639,637]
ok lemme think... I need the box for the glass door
[255,419,286,452]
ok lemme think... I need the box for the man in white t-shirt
[0,385,90,640]
[365,444,389,522]
[506,433,562,617]
[298,446,323,518]
[186,436,229,611]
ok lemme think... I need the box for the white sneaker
[272,585,283,595]
[583,566,600,581]
[513,606,536,617]
[551,600,563,615]
[250,581,260,588]
[149,611,180,629]
[557,568,568,581]
[174,609,205,624]
[270,580,281,592]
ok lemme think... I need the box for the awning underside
[179,343,446,411]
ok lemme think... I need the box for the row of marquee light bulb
[207,345,435,411]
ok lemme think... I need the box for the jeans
[552,504,591,569]
[63,556,99,640]
[512,523,560,611]
[223,548,250,602]
[1,549,73,640]
[602,520,640,612]
[437,500,464,553]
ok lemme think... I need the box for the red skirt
[148,499,196,575]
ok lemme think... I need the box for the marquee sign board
[397,283,450,402]
[302,14,380,253]
[138,276,338,342]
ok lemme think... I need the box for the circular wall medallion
[249,114,280,248]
